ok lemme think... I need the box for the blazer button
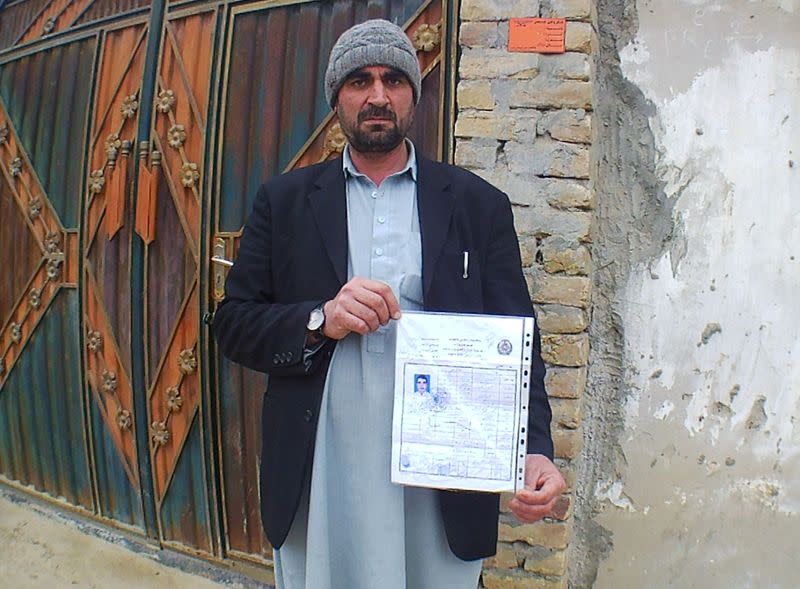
[303,409,313,422]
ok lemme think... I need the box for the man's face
[334,65,415,153]
[416,378,428,393]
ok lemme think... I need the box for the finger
[338,298,381,332]
[517,478,562,505]
[509,497,558,523]
[363,280,401,320]
[351,287,391,325]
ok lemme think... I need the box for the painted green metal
[0,290,92,509]
[90,398,146,527]
[131,0,165,540]
[0,37,95,227]
[159,412,213,552]
[0,0,50,51]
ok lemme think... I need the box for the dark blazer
[213,154,553,561]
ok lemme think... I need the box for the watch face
[308,307,325,331]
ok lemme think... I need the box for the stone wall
[454,1,595,587]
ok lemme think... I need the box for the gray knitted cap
[324,19,421,108]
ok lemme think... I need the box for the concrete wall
[578,0,800,586]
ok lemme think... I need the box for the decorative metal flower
[28,196,42,219]
[0,124,8,144]
[178,348,197,374]
[151,421,170,446]
[88,170,105,194]
[105,133,121,160]
[10,157,22,177]
[102,369,118,394]
[156,89,176,114]
[166,386,183,412]
[180,162,200,188]
[46,258,62,279]
[29,288,41,309]
[44,231,61,254]
[10,322,22,343]
[167,124,186,149]
[325,123,347,155]
[116,409,132,431]
[120,94,139,119]
[42,16,57,35]
[413,23,441,52]
[87,330,102,353]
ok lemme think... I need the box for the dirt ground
[0,487,265,588]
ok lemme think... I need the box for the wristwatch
[307,304,326,340]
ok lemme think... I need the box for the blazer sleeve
[481,193,554,460]
[212,183,331,376]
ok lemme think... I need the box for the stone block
[510,113,542,143]
[498,520,570,549]
[461,48,540,79]
[484,542,520,569]
[514,207,592,244]
[509,79,591,109]
[544,367,587,399]
[523,549,568,576]
[541,0,591,19]
[535,304,588,333]
[543,179,593,210]
[519,240,536,268]
[461,0,501,20]
[482,572,566,589]
[565,21,593,53]
[550,398,581,429]
[552,428,582,459]
[550,495,572,521]
[460,21,503,48]
[529,274,591,308]
[540,333,589,366]
[454,139,498,170]
[506,139,589,179]
[540,52,590,81]
[538,110,591,144]
[457,80,496,110]
[456,113,517,140]
[541,239,591,274]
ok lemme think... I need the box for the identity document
[391,311,535,493]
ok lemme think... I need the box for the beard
[339,105,414,153]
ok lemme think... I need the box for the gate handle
[211,255,233,267]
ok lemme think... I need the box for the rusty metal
[413,22,441,52]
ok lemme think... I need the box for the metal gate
[0,0,454,568]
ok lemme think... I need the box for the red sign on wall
[508,18,567,53]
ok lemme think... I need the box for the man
[213,19,565,589]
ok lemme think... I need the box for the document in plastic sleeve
[391,311,534,493]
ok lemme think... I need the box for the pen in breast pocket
[463,251,469,279]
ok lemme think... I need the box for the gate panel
[140,7,217,553]
[212,0,449,562]
[0,36,95,509]
[0,0,51,51]
[83,22,148,528]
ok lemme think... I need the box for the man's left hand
[509,454,566,523]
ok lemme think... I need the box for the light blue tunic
[273,143,482,589]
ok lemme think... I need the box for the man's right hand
[322,277,401,340]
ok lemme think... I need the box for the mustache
[357,106,397,124]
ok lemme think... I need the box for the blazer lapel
[307,158,348,285]
[417,156,454,298]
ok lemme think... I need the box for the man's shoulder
[260,157,340,195]
[419,156,506,200]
